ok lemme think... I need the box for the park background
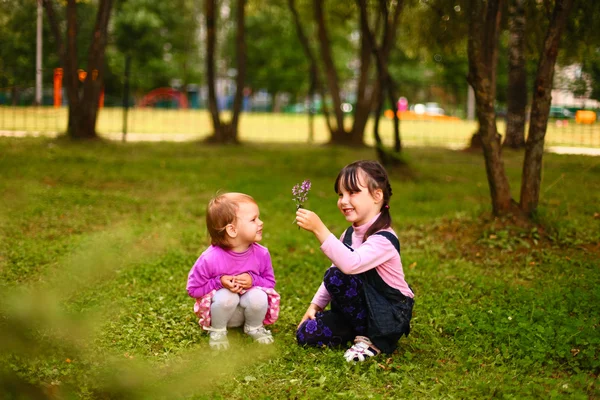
[1,0,599,399]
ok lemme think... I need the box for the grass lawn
[1,106,600,148]
[0,137,599,399]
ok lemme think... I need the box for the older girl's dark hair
[334,160,393,241]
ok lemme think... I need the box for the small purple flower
[322,326,333,337]
[345,287,358,298]
[292,179,312,209]
[356,310,367,320]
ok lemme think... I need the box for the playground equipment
[53,68,104,108]
[138,87,189,108]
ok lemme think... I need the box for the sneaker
[343,336,380,362]
[244,325,274,344]
[209,330,229,350]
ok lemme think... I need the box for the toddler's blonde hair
[206,192,256,248]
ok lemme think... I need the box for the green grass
[0,137,599,399]
[1,106,600,148]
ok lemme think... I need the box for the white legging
[210,288,268,330]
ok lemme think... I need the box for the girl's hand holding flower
[296,208,331,244]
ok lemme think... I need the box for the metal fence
[1,85,599,148]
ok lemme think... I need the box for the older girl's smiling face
[336,170,382,226]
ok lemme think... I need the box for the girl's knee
[212,289,240,310]
[296,321,310,345]
[241,288,268,310]
[296,318,325,346]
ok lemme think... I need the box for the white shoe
[208,330,229,350]
[244,325,274,344]
[343,336,380,362]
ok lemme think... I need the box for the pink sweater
[311,215,414,309]
[186,243,276,299]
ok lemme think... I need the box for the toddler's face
[233,201,263,245]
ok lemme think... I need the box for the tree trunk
[76,0,111,139]
[349,12,374,146]
[520,0,575,214]
[204,0,244,143]
[287,0,333,135]
[204,0,222,140]
[229,0,246,139]
[504,0,527,149]
[380,0,403,155]
[10,86,19,106]
[357,0,405,164]
[314,0,346,139]
[43,0,113,140]
[467,0,514,215]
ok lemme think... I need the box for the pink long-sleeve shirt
[186,243,276,299]
[310,215,414,309]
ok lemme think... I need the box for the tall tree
[287,0,334,137]
[310,1,383,146]
[503,0,527,149]
[313,0,351,143]
[468,0,576,216]
[357,0,405,165]
[43,0,113,139]
[467,0,513,213]
[520,0,575,214]
[205,0,246,143]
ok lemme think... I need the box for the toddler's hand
[221,275,242,293]
[233,273,253,289]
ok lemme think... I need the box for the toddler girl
[187,193,279,350]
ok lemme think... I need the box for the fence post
[122,55,131,142]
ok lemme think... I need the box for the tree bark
[287,0,333,135]
[77,0,112,139]
[358,0,405,164]
[204,0,245,143]
[314,0,346,139]
[520,0,575,214]
[229,0,246,139]
[349,12,374,146]
[467,0,514,215]
[43,0,113,140]
[504,0,527,149]
[205,0,222,140]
